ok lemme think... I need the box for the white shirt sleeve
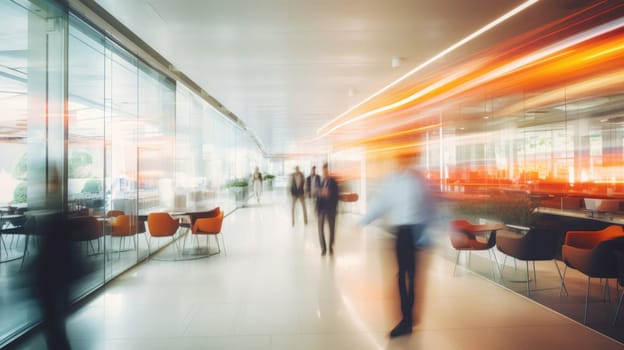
[360,177,392,226]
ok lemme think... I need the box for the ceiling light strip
[323,11,624,139]
[317,0,539,137]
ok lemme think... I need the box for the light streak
[317,0,540,137]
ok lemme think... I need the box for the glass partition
[0,2,264,346]
[105,42,140,277]
[137,63,175,259]
[67,17,107,299]
[0,0,65,344]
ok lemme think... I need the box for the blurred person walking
[317,163,339,256]
[32,167,82,349]
[360,151,434,338]
[289,166,308,226]
[305,165,321,202]
[251,166,263,203]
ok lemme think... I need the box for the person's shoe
[321,249,327,256]
[329,247,334,255]
[389,320,412,338]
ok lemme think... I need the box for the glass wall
[0,0,58,343]
[0,0,264,347]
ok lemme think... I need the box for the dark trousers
[396,224,426,325]
[318,209,336,251]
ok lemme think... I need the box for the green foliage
[12,153,27,180]
[452,192,537,226]
[12,182,27,204]
[227,178,249,187]
[69,150,93,178]
[264,174,275,180]
[81,178,102,193]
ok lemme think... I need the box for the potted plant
[263,174,275,190]
[227,178,249,207]
[451,191,537,228]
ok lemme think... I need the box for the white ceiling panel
[93,0,590,154]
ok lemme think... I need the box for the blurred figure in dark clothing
[34,211,75,350]
[317,163,339,256]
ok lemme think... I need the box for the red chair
[561,225,624,324]
[449,219,502,278]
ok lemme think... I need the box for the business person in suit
[305,166,321,201]
[290,165,308,226]
[317,163,339,256]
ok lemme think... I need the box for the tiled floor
[14,192,624,349]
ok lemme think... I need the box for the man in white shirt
[360,151,434,338]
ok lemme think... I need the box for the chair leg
[171,236,180,257]
[0,235,8,257]
[220,233,227,256]
[487,250,496,280]
[491,249,502,279]
[147,236,152,256]
[453,251,460,276]
[19,233,31,271]
[584,276,591,324]
[560,265,568,296]
[214,234,221,254]
[501,255,507,275]
[181,233,189,253]
[526,261,531,296]
[532,261,537,287]
[613,288,624,326]
[553,260,568,296]
[604,279,611,303]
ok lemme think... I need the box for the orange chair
[561,225,624,324]
[339,193,359,213]
[449,219,501,278]
[111,214,146,255]
[191,208,226,255]
[146,212,180,257]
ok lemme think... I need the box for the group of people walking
[269,154,434,339]
[289,163,339,256]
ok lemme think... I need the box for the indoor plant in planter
[228,178,249,207]
[263,174,275,190]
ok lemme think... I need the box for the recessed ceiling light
[391,56,401,68]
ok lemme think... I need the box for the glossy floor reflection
[14,192,624,349]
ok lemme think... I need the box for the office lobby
[10,192,624,349]
[2,0,624,349]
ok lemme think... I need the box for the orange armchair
[449,219,501,277]
[146,212,180,257]
[561,225,624,324]
[191,209,226,255]
[111,214,146,254]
